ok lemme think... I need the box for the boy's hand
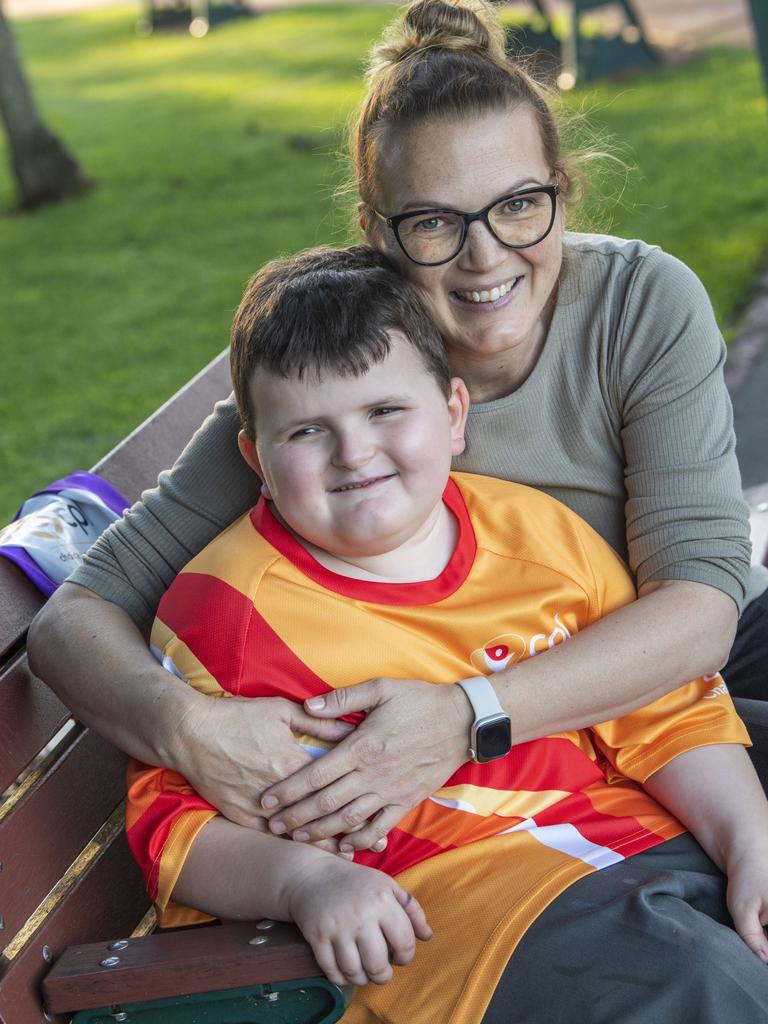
[259,677,472,849]
[285,859,432,987]
[726,847,768,964]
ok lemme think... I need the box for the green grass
[1,4,767,524]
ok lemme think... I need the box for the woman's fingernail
[270,820,287,835]
[262,795,279,809]
[340,842,353,854]
[338,722,355,733]
[306,696,326,710]
[293,830,310,842]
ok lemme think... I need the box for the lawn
[1,4,767,524]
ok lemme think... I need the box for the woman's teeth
[455,278,518,303]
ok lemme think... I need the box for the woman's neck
[297,501,458,583]
[449,343,543,403]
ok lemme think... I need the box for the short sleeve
[590,674,751,785]
[614,250,751,608]
[68,395,258,629]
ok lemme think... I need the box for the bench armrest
[42,920,321,1014]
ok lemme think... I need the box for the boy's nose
[331,430,375,469]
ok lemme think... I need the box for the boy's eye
[289,425,320,440]
[371,406,402,417]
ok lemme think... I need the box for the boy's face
[238,331,468,559]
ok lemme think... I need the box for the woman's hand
[176,694,356,828]
[286,857,432,987]
[259,678,473,850]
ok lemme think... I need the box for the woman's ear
[447,377,470,457]
[237,430,272,499]
[357,201,372,236]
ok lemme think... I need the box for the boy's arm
[643,745,768,962]
[174,817,432,987]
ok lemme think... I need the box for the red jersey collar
[249,476,476,606]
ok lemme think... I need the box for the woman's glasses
[373,183,560,267]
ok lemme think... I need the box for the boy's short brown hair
[230,245,451,438]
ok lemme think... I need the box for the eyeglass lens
[396,190,555,265]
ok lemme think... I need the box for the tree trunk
[0,7,91,210]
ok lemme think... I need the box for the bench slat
[0,729,128,940]
[0,559,44,664]
[0,655,70,793]
[43,920,321,1014]
[0,827,150,1024]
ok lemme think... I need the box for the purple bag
[0,471,130,597]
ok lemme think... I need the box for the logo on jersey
[470,634,527,673]
[470,613,574,673]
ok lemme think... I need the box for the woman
[31,0,765,869]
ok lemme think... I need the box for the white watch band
[456,676,506,722]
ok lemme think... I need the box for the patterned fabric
[126,472,749,1024]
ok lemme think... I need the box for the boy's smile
[238,332,468,575]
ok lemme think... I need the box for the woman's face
[370,104,564,374]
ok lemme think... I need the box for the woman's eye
[414,216,444,233]
[503,197,530,215]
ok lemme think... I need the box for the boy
[127,247,768,1024]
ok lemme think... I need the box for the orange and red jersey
[126,473,749,1024]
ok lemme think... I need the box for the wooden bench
[0,351,345,1023]
[2,351,768,1022]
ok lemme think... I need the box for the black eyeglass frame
[373,182,561,267]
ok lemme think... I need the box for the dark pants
[481,834,768,1024]
[724,585,768,700]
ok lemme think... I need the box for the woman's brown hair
[351,0,573,213]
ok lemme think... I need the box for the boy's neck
[275,499,458,583]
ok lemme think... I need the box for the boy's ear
[447,377,470,457]
[237,430,272,499]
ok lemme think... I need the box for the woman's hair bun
[372,0,508,72]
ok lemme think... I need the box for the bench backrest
[0,352,232,1024]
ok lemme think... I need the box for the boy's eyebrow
[271,395,415,434]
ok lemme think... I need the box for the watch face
[476,717,512,762]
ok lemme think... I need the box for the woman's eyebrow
[397,178,548,212]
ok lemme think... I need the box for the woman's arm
[28,583,355,827]
[259,577,737,848]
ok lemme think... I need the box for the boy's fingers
[394,886,432,942]
[732,904,768,963]
[739,930,768,963]
[357,931,394,985]
[312,941,348,987]
[332,937,369,987]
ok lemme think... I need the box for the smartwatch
[456,677,512,764]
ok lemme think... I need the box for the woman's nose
[458,219,508,272]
